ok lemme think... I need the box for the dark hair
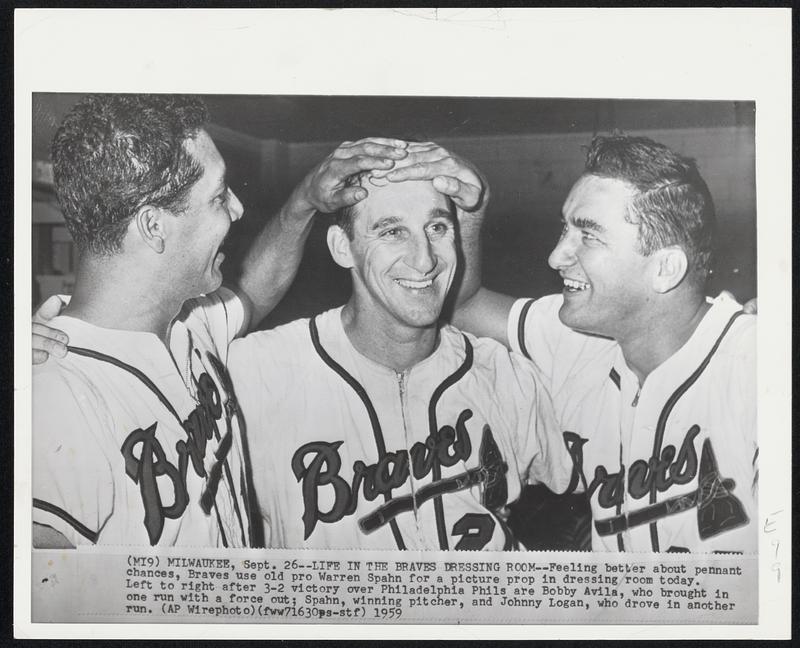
[333,135,432,239]
[584,134,716,279]
[51,94,209,255]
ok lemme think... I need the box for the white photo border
[14,7,791,640]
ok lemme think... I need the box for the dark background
[32,94,757,331]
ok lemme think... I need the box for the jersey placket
[395,369,428,547]
[616,358,643,552]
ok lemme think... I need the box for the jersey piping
[54,345,246,547]
[309,317,406,550]
[516,299,536,361]
[427,334,474,550]
[645,309,745,551]
[33,497,100,543]
[309,317,476,550]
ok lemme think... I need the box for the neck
[340,300,439,373]
[64,254,184,343]
[618,292,710,384]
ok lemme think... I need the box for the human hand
[293,138,409,214]
[379,141,489,213]
[32,295,69,364]
[720,290,757,315]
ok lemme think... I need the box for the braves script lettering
[291,408,475,539]
[120,369,228,545]
[564,425,748,539]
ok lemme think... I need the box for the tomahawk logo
[564,426,749,539]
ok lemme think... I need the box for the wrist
[281,182,317,224]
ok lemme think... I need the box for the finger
[32,349,49,365]
[432,176,481,210]
[326,186,370,210]
[403,141,438,152]
[33,294,67,323]
[384,160,461,182]
[347,137,408,148]
[32,332,68,359]
[331,154,400,177]
[32,322,70,345]
[335,143,408,162]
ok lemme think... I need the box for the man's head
[549,135,716,338]
[52,94,243,295]
[327,174,457,331]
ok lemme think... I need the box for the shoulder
[708,294,756,362]
[231,315,312,356]
[180,287,246,345]
[447,325,545,387]
[33,355,113,448]
[228,314,316,382]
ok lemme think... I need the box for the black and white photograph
[15,8,790,641]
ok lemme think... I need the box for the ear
[133,205,166,254]
[327,225,355,269]
[651,246,689,293]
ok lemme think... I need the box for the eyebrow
[570,215,605,233]
[370,216,402,231]
[369,208,454,231]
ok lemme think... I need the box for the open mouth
[395,278,434,290]
[563,277,589,292]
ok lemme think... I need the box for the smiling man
[450,135,757,552]
[227,168,571,550]
[31,94,412,548]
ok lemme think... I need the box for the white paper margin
[14,7,792,640]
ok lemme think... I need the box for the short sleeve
[32,367,115,546]
[480,340,572,495]
[508,355,573,494]
[728,317,758,499]
[227,328,293,454]
[187,287,246,349]
[506,295,566,382]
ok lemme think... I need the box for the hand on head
[376,141,489,213]
[297,138,410,214]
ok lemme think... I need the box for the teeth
[563,278,589,291]
[396,279,433,289]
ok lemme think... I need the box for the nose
[548,230,577,271]
[228,189,244,222]
[406,233,437,275]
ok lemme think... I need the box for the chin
[558,303,590,331]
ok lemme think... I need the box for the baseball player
[226,164,573,550]
[433,134,758,552]
[31,94,412,548]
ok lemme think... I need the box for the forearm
[451,207,516,346]
[235,191,315,332]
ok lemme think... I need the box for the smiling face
[548,174,656,340]
[330,179,457,332]
[168,130,244,297]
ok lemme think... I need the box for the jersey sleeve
[715,317,758,553]
[32,367,116,546]
[506,295,566,382]
[486,343,572,495]
[187,287,247,350]
[227,327,296,463]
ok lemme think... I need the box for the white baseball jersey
[229,307,571,551]
[507,292,757,553]
[33,288,255,548]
